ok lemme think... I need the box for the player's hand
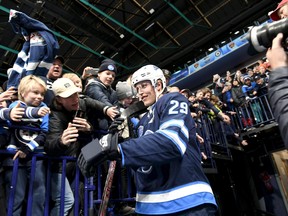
[77,133,119,177]
[108,116,125,132]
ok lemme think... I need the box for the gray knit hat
[116,81,134,100]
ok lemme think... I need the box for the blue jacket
[242,81,257,98]
[7,10,59,88]
[119,92,217,215]
[8,101,49,152]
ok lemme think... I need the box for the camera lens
[246,18,288,53]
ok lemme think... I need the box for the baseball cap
[52,78,81,98]
[243,75,251,81]
[54,55,65,64]
[254,75,261,81]
[219,78,226,84]
[269,0,288,21]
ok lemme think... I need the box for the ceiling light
[208,47,214,52]
[111,52,118,58]
[149,8,155,14]
[100,50,105,54]
[234,31,240,35]
[145,22,154,31]
[120,34,125,39]
[221,40,226,44]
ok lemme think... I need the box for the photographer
[45,78,118,215]
[266,33,288,149]
[269,0,288,21]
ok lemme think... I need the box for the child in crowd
[62,73,83,91]
[3,75,49,215]
[84,59,119,137]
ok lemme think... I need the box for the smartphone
[86,68,99,76]
[75,110,85,118]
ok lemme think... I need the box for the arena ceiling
[0,0,279,83]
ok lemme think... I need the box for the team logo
[108,65,115,71]
[15,128,39,145]
[229,42,235,49]
[194,63,199,68]
[215,50,221,57]
[64,83,71,88]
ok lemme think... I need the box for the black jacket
[268,67,288,149]
[45,96,107,173]
[84,78,118,133]
[231,85,246,107]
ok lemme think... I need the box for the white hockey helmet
[131,65,166,90]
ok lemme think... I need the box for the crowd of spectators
[0,57,137,215]
[166,58,273,162]
[0,50,274,215]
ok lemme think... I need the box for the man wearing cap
[242,75,257,100]
[43,55,65,106]
[84,59,119,137]
[45,78,118,215]
[269,0,288,21]
[47,55,64,80]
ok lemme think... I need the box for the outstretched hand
[37,107,50,117]
[0,86,17,102]
[106,106,119,120]
[10,101,24,122]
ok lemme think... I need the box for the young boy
[3,75,49,215]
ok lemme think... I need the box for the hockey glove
[77,133,120,177]
[108,117,125,132]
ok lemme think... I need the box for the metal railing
[0,94,278,215]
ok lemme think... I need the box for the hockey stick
[98,160,117,216]
[98,101,146,215]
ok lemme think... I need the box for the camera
[246,18,288,53]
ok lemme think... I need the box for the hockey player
[78,65,217,215]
